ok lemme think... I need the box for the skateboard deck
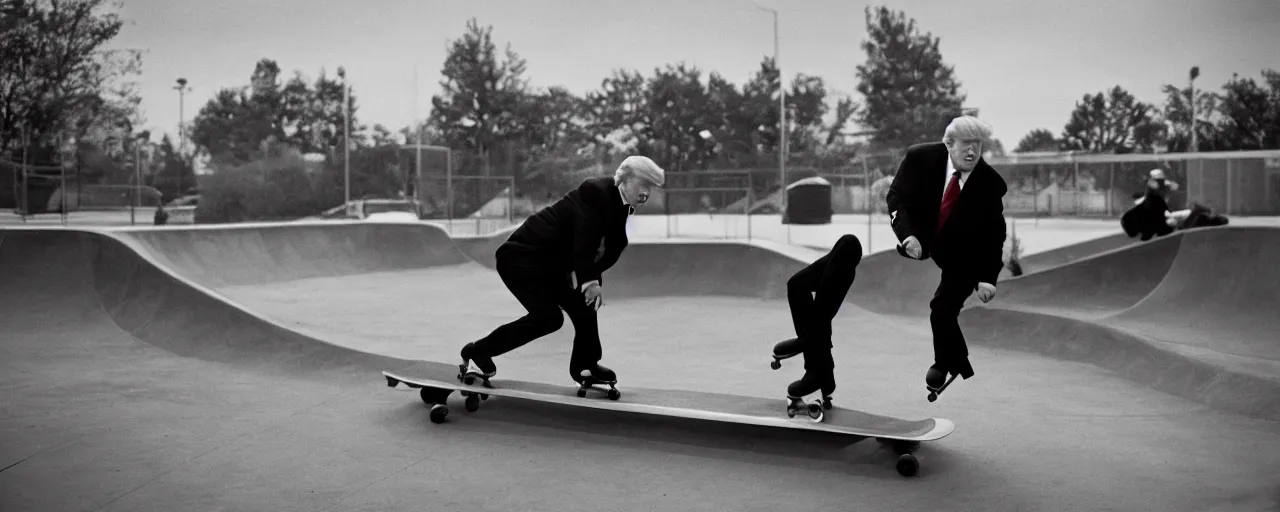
[382,364,955,477]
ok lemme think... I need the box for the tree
[429,18,533,176]
[0,0,143,166]
[280,66,365,155]
[149,134,195,199]
[190,59,366,165]
[784,73,831,155]
[1214,70,1280,150]
[824,94,858,146]
[369,124,399,146]
[584,68,653,155]
[189,59,284,164]
[1158,83,1224,152]
[1014,128,1061,152]
[1060,86,1164,153]
[644,63,721,170]
[854,6,966,149]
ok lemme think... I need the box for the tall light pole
[133,135,142,225]
[1188,66,1200,153]
[755,2,786,213]
[338,67,350,205]
[174,77,190,195]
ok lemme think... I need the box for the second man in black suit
[459,156,665,392]
[886,116,1008,398]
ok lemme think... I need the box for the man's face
[947,138,983,172]
[621,178,655,206]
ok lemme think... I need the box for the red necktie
[936,172,961,235]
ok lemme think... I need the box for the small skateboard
[382,369,955,477]
[927,373,960,402]
[769,337,803,370]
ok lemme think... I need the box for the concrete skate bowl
[958,226,1280,421]
[0,228,427,379]
[845,232,1141,317]
[997,232,1137,280]
[116,221,475,287]
[456,236,821,301]
[990,234,1180,318]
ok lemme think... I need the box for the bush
[1005,219,1024,276]
[194,153,329,224]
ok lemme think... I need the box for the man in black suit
[459,156,665,390]
[885,115,1008,398]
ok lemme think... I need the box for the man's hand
[901,236,922,259]
[976,282,997,303]
[582,281,604,311]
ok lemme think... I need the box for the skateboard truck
[786,394,829,423]
[576,377,621,400]
[926,373,959,402]
[456,363,493,388]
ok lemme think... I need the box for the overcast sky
[112,0,1277,148]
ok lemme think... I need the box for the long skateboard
[382,369,955,477]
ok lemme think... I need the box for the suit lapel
[959,161,994,202]
[931,144,950,205]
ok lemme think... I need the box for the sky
[111,0,1278,150]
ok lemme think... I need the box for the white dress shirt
[943,155,970,196]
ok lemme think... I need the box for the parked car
[308,199,423,223]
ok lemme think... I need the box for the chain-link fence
[0,155,173,226]
[990,150,1280,217]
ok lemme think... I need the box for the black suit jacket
[1120,190,1173,240]
[502,176,630,287]
[885,142,1008,285]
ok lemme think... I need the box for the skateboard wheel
[464,394,481,412]
[607,389,621,400]
[576,388,587,398]
[896,454,919,476]
[927,392,938,402]
[463,375,476,386]
[806,402,823,422]
[418,387,433,405]
[429,404,449,424]
[770,360,781,370]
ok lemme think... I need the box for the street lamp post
[174,78,190,196]
[133,140,140,225]
[755,2,786,213]
[338,67,350,206]
[1188,66,1200,152]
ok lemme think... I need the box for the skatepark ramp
[0,228,415,376]
[962,226,1280,420]
[3,221,1275,420]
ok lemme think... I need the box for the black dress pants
[471,244,602,376]
[786,234,863,371]
[928,267,977,378]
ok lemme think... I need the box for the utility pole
[174,77,191,196]
[755,2,786,213]
[339,67,350,206]
[1188,66,1200,152]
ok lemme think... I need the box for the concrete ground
[213,266,1278,512]
[3,222,1280,512]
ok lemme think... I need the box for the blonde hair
[614,155,665,187]
[942,115,994,145]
